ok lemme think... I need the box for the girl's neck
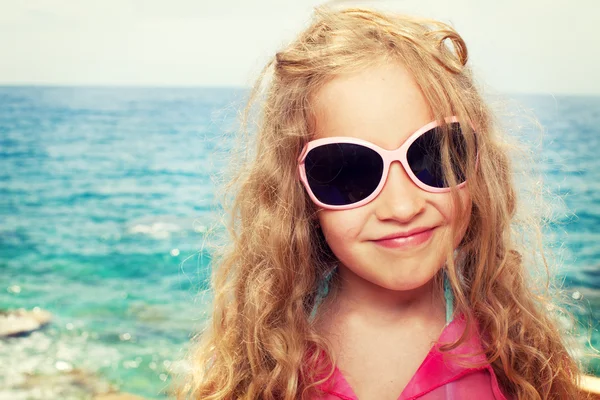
[322,267,446,328]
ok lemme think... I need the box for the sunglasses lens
[407,122,468,188]
[305,143,384,206]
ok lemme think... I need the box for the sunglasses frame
[298,116,477,210]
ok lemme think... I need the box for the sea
[1,86,599,399]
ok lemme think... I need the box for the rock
[17,369,112,398]
[17,369,148,399]
[0,308,52,338]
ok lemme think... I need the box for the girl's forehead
[309,62,433,150]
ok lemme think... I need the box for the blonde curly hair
[177,6,584,400]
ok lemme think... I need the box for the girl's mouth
[373,227,435,249]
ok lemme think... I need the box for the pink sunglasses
[298,116,477,210]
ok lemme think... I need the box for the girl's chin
[375,277,436,292]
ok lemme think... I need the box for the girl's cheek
[318,209,368,244]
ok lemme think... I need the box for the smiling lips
[373,227,436,249]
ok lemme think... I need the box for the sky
[1,0,599,94]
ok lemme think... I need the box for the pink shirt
[315,314,510,400]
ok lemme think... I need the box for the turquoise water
[1,87,599,398]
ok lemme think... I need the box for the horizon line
[0,83,598,98]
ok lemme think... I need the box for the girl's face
[311,62,471,292]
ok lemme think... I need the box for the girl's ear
[313,215,321,230]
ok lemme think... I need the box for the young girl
[179,6,583,400]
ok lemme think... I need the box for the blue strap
[309,267,335,321]
[443,271,455,398]
[444,270,454,324]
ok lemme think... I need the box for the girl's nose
[374,161,426,222]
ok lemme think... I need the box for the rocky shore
[15,368,148,399]
[0,307,52,338]
[1,308,149,399]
